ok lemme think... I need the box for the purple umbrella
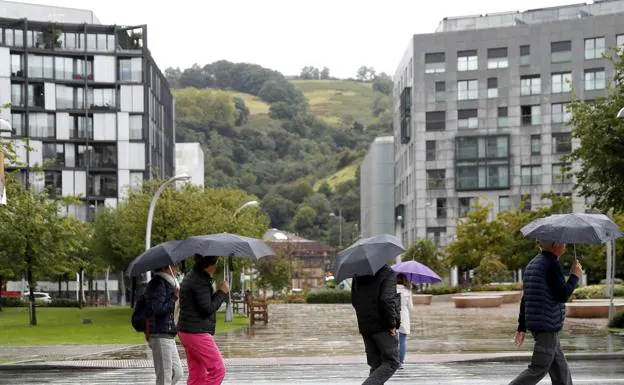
[391,260,442,284]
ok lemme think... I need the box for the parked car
[23,292,52,305]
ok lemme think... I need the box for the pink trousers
[178,331,226,385]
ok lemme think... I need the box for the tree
[255,255,290,295]
[566,49,624,212]
[401,239,445,276]
[300,66,320,80]
[356,66,376,81]
[372,73,393,95]
[474,254,512,284]
[320,67,330,80]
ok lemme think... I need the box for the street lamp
[329,208,343,248]
[233,200,259,217]
[617,107,624,119]
[144,174,191,282]
[0,118,12,134]
[0,119,11,206]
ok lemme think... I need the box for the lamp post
[617,107,624,119]
[225,200,260,322]
[144,174,190,282]
[0,119,11,206]
[329,207,343,248]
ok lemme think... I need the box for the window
[76,144,117,168]
[551,72,572,93]
[458,109,478,130]
[455,136,510,161]
[400,116,410,144]
[54,57,74,80]
[520,75,541,95]
[118,58,143,82]
[487,48,508,69]
[28,113,55,138]
[551,41,572,63]
[434,81,445,102]
[585,68,605,90]
[27,54,53,79]
[551,103,571,124]
[44,171,62,197]
[426,169,446,189]
[88,173,117,197]
[425,52,445,73]
[458,198,474,217]
[584,37,605,60]
[75,58,93,79]
[486,136,509,158]
[426,140,436,161]
[552,164,572,184]
[520,45,530,66]
[618,34,624,51]
[42,143,64,167]
[457,50,478,71]
[457,80,478,100]
[11,113,24,136]
[72,115,93,139]
[27,83,45,108]
[11,84,24,107]
[530,135,541,155]
[10,53,23,77]
[455,136,510,190]
[487,78,498,98]
[88,88,117,109]
[436,198,447,219]
[521,105,541,126]
[521,165,542,185]
[425,111,445,131]
[129,115,143,139]
[498,107,508,128]
[552,133,572,154]
[499,196,512,212]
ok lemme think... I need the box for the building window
[54,57,74,80]
[425,52,445,73]
[584,37,605,60]
[72,115,93,139]
[27,54,53,79]
[88,173,118,198]
[27,83,45,108]
[551,103,571,124]
[458,198,474,217]
[455,136,510,161]
[44,171,62,197]
[436,198,447,219]
[487,47,508,69]
[11,84,24,107]
[618,34,624,51]
[520,45,530,66]
[487,78,498,98]
[426,169,446,189]
[520,75,541,96]
[426,140,436,161]
[551,41,572,63]
[434,81,445,102]
[118,57,143,82]
[10,53,24,77]
[498,107,508,128]
[551,72,572,94]
[28,113,55,138]
[457,50,478,71]
[88,88,117,109]
[42,143,64,167]
[457,109,478,130]
[457,79,478,100]
[11,113,24,136]
[584,68,606,90]
[426,227,447,246]
[521,165,542,185]
[129,114,143,139]
[499,196,512,212]
[75,58,94,79]
[455,136,510,190]
[530,135,541,155]
[552,133,572,154]
[521,105,541,126]
[552,163,572,184]
[425,111,445,131]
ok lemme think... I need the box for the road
[0,360,622,384]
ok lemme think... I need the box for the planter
[453,295,504,308]
[566,300,624,318]
[412,294,433,305]
[460,291,522,304]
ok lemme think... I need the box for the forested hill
[164,61,392,247]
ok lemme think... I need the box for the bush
[574,284,624,300]
[50,299,80,308]
[421,285,462,295]
[470,283,523,292]
[600,278,624,285]
[608,311,624,329]
[421,283,522,295]
[306,289,351,304]
[0,297,26,307]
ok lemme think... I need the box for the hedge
[306,289,351,304]
[0,297,25,307]
[609,311,624,329]
[574,284,624,300]
[421,283,523,295]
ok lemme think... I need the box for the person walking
[145,265,184,385]
[395,273,413,368]
[178,255,230,385]
[351,265,401,385]
[509,240,583,385]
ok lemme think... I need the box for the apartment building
[360,136,395,238]
[393,0,624,248]
[0,1,174,220]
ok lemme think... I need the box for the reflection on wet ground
[84,301,624,360]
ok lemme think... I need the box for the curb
[458,352,624,363]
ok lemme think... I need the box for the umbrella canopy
[520,213,624,244]
[332,234,405,283]
[170,233,275,261]
[391,260,442,284]
[126,240,182,277]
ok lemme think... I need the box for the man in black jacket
[145,265,183,385]
[509,241,582,385]
[351,265,401,385]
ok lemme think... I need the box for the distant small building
[175,142,204,188]
[263,229,335,290]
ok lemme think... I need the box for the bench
[247,298,269,325]
[452,295,504,308]
[232,299,247,315]
[87,298,109,307]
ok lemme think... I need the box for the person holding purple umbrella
[395,273,413,368]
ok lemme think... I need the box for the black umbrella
[332,234,405,283]
[126,240,182,277]
[169,233,275,261]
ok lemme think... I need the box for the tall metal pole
[338,207,343,248]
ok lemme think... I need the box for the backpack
[131,293,150,332]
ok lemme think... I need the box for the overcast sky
[20,0,578,78]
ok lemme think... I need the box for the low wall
[566,300,624,318]
[412,294,433,305]
[453,295,504,308]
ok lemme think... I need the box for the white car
[23,292,53,304]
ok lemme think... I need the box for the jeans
[398,333,407,364]
[148,336,183,385]
[178,331,226,385]
[508,332,572,385]
[361,331,400,385]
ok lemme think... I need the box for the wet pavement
[0,360,622,384]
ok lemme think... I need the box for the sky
[18,0,581,78]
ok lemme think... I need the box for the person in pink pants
[177,255,230,385]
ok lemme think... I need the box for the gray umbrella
[169,233,275,261]
[332,234,405,283]
[520,213,624,244]
[126,240,182,277]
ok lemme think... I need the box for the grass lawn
[220,90,271,115]
[313,162,358,191]
[0,307,248,345]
